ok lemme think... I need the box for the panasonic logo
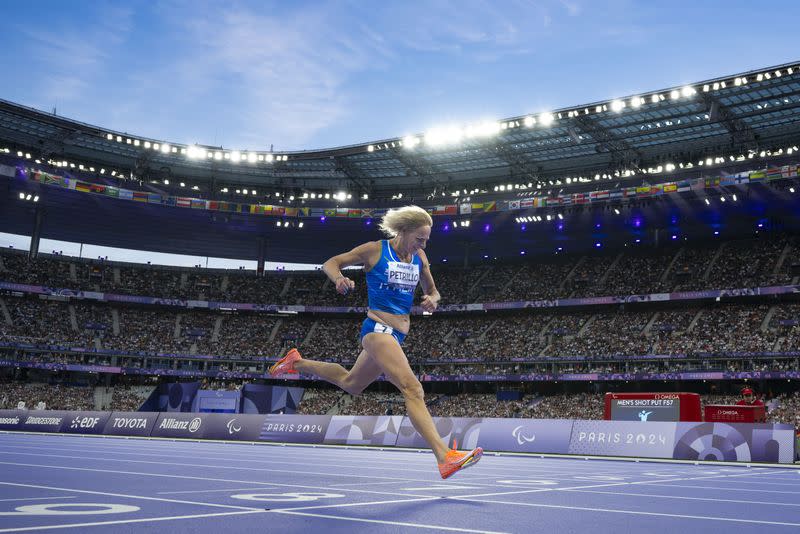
[0,417,20,425]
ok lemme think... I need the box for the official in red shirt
[736,387,764,407]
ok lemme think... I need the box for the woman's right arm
[322,241,379,294]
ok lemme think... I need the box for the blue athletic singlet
[366,239,422,315]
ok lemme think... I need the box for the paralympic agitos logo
[512,425,536,445]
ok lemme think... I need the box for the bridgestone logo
[112,418,148,429]
[0,417,19,425]
[26,417,62,425]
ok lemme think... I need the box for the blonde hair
[378,205,433,237]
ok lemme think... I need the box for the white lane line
[271,509,509,533]
[450,497,800,527]
[646,484,800,494]
[451,467,788,499]
[273,496,439,512]
[158,487,278,495]
[565,489,800,507]
[0,462,437,500]
[0,510,265,533]
[0,482,261,511]
[0,444,593,479]
[0,497,76,503]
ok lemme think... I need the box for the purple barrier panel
[151,412,206,439]
[0,410,25,430]
[395,417,482,450]
[569,420,677,458]
[673,422,795,464]
[202,414,268,441]
[19,411,72,433]
[60,411,112,435]
[103,412,161,437]
[477,418,573,454]
[258,414,331,444]
[324,416,403,446]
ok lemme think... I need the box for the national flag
[0,164,16,178]
[482,201,497,212]
[132,191,148,202]
[105,187,119,198]
[609,190,623,199]
[176,197,191,208]
[324,209,336,217]
[336,208,349,217]
[361,208,374,218]
[75,182,91,193]
[164,196,176,206]
[573,193,588,204]
[636,186,652,196]
[119,189,133,201]
[147,193,161,203]
[285,207,299,217]
[273,207,285,216]
[561,196,572,206]
[704,177,721,188]
[677,180,692,192]
[749,171,766,182]
[347,209,361,217]
[663,183,678,193]
[781,165,797,177]
[208,201,219,210]
[623,187,637,197]
[508,200,521,210]
[299,207,310,217]
[89,183,106,194]
[547,197,563,206]
[520,199,534,208]
[459,203,472,215]
[765,167,781,179]
[191,199,207,209]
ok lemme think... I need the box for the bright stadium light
[33,196,39,202]
[18,192,24,200]
[161,144,171,154]
[187,145,203,159]
[266,154,274,163]
[231,151,241,162]
[425,126,463,147]
[523,116,535,127]
[630,96,642,109]
[539,113,554,126]
[298,222,304,228]
[402,135,419,149]
[681,86,696,97]
[248,152,257,163]
[610,100,625,112]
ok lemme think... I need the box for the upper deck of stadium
[2,61,800,200]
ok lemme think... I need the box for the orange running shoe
[269,348,303,377]
[438,446,483,480]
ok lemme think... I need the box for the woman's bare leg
[294,349,382,396]
[362,333,449,463]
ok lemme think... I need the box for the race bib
[387,261,420,292]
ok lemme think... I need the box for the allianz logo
[111,417,149,429]
[159,417,203,433]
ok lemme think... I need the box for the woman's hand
[420,294,440,312]
[335,276,355,295]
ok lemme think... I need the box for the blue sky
[1,1,798,152]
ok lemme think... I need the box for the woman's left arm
[418,250,440,312]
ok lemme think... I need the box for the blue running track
[0,432,798,533]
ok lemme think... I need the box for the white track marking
[0,510,265,532]
[0,498,76,503]
[0,461,438,500]
[450,497,800,527]
[0,482,260,511]
[565,489,800,507]
[157,487,279,495]
[271,509,509,533]
[645,483,800,494]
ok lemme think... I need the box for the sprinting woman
[270,205,482,479]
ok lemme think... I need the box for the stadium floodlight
[362,193,369,199]
[106,133,113,140]
[265,154,274,163]
[231,151,241,162]
[276,221,281,227]
[614,208,620,215]
[252,190,257,195]
[180,182,185,187]
[164,179,169,185]
[214,152,222,160]
[538,113,554,126]
[670,90,680,100]
[523,116,535,127]
[18,192,24,200]
[243,189,248,195]
[720,196,726,202]
[160,144,171,154]
[310,193,316,199]
[192,185,199,191]
[33,196,39,202]
[298,222,304,228]
[610,100,624,112]
[284,221,290,227]
[187,145,203,159]
[681,86,695,97]
[26,194,31,200]
[402,135,419,149]
[546,214,552,221]
[248,152,257,163]
[425,126,463,147]
[324,193,330,199]
[790,187,795,193]
[557,213,563,220]
[367,145,374,152]
[732,194,737,202]
[468,121,501,138]
[630,97,642,109]
[651,94,660,104]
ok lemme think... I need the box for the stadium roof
[1,62,800,201]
